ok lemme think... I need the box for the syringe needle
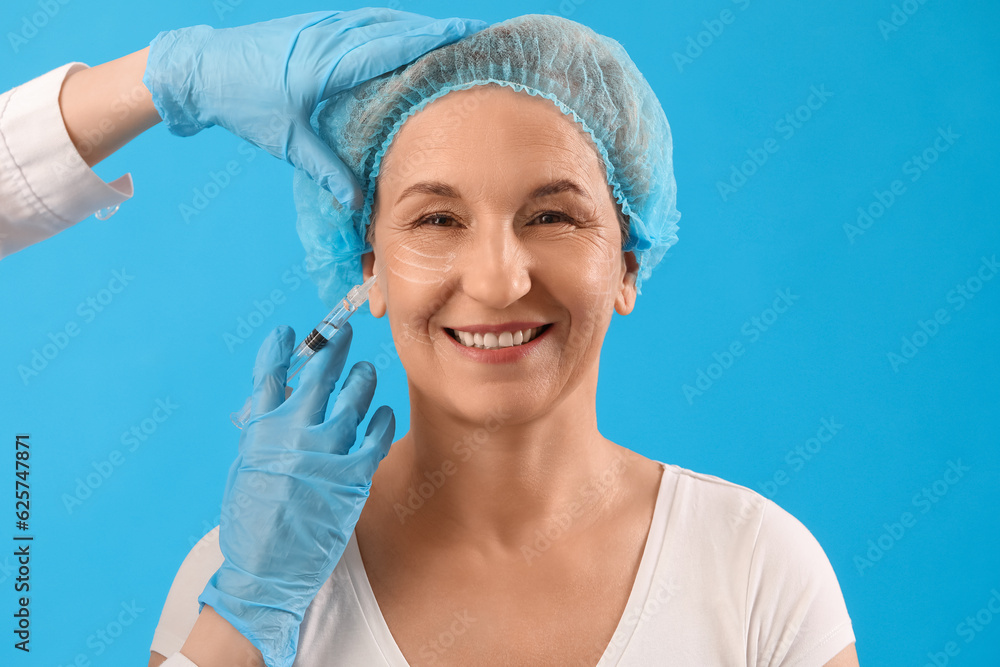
[229,273,380,430]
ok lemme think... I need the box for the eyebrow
[395,178,592,206]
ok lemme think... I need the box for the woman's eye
[417,214,455,227]
[414,212,573,227]
[534,212,572,225]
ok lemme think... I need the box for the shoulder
[657,461,772,533]
[745,500,856,665]
[637,460,772,605]
[614,449,769,528]
[653,463,855,664]
[150,526,225,657]
[656,461,838,581]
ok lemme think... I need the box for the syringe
[230,273,379,430]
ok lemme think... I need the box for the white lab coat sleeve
[0,62,134,260]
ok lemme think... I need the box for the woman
[151,14,859,667]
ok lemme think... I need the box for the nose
[458,218,531,309]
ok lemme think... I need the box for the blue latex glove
[143,9,487,208]
[198,322,395,667]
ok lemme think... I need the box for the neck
[371,366,630,556]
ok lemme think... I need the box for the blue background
[1,0,998,664]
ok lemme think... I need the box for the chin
[438,386,556,431]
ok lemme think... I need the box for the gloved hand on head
[142,9,488,208]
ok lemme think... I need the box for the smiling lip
[445,323,553,364]
[445,321,549,334]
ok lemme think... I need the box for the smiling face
[362,84,638,426]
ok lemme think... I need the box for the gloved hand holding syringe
[201,307,395,667]
[231,269,381,429]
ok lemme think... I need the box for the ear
[362,251,386,318]
[614,251,639,316]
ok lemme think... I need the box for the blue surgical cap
[294,13,681,310]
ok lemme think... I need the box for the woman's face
[363,84,638,425]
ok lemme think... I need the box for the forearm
[178,605,265,667]
[58,47,161,167]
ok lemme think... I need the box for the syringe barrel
[286,341,316,383]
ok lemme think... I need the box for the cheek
[536,233,623,302]
[536,237,621,355]
[386,284,437,352]
[382,235,459,288]
[381,243,452,353]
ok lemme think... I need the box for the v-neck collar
[345,461,671,666]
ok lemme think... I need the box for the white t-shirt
[153,461,855,666]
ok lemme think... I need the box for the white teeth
[451,326,546,350]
